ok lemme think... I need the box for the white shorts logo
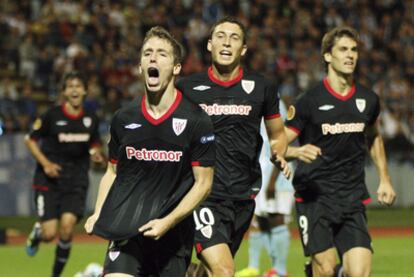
[241,80,255,94]
[356,98,366,113]
[172,118,187,136]
[193,208,215,239]
[201,226,212,239]
[109,250,120,261]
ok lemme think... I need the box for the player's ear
[138,63,143,75]
[173,63,181,76]
[207,39,212,52]
[324,52,332,63]
[241,45,247,57]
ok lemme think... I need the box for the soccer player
[25,71,104,277]
[284,26,396,277]
[177,17,290,277]
[236,101,294,277]
[84,26,215,277]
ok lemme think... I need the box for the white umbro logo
[318,105,335,111]
[125,123,142,129]
[56,120,67,126]
[193,85,211,91]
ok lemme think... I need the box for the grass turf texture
[1,208,413,276]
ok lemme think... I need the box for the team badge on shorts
[172,118,187,136]
[201,225,212,239]
[109,250,120,261]
[241,80,255,94]
[83,117,92,128]
[356,99,366,113]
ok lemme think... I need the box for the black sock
[52,239,72,277]
[334,264,344,277]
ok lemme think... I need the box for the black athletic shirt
[176,66,280,200]
[29,104,101,166]
[93,91,215,240]
[286,78,380,206]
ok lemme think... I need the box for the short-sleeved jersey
[176,66,280,200]
[29,104,101,165]
[93,91,215,240]
[286,78,380,205]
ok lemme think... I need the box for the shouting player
[84,26,215,277]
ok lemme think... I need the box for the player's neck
[211,63,241,82]
[145,84,177,119]
[63,102,83,116]
[326,71,354,96]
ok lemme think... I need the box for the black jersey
[29,104,101,165]
[286,78,380,204]
[176,67,280,200]
[93,91,215,240]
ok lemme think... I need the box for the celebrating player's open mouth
[147,67,160,87]
[64,78,86,109]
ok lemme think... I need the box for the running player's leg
[342,247,371,277]
[335,211,373,277]
[52,212,77,277]
[51,180,87,277]
[26,182,59,256]
[265,190,294,277]
[296,200,337,277]
[193,200,254,277]
[312,247,337,277]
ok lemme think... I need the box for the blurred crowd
[0,0,413,159]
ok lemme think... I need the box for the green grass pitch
[0,236,413,276]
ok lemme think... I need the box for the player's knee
[315,263,336,277]
[59,222,75,239]
[42,230,57,242]
[209,262,234,277]
[344,266,370,277]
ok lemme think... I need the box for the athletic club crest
[172,118,187,136]
[241,80,255,94]
[109,250,120,261]
[201,225,212,239]
[356,99,366,113]
[83,117,92,128]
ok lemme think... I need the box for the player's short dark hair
[141,26,184,64]
[321,26,359,57]
[60,71,87,91]
[209,16,247,45]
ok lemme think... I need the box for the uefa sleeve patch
[287,105,296,120]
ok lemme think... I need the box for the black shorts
[103,218,194,277]
[295,199,372,257]
[32,165,88,221]
[193,198,255,256]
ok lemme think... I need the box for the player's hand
[297,144,321,163]
[139,218,172,240]
[43,162,62,178]
[89,148,106,167]
[270,154,291,179]
[84,213,99,234]
[377,180,396,206]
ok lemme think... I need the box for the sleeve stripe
[191,161,201,166]
[287,126,300,134]
[264,113,281,120]
[110,159,118,164]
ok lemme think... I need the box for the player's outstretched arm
[265,118,291,178]
[84,162,116,234]
[24,135,62,178]
[139,166,214,240]
[367,124,396,206]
